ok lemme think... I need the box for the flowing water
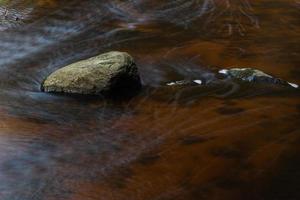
[0,0,300,199]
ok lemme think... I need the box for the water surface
[0,0,300,199]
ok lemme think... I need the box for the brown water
[0,0,300,200]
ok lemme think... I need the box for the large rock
[42,51,142,96]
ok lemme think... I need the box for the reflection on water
[0,0,300,199]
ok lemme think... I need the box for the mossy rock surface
[42,51,141,96]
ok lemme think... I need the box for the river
[0,0,300,199]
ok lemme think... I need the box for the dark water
[0,0,300,199]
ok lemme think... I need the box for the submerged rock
[166,79,202,86]
[42,51,142,96]
[164,67,298,90]
[0,6,33,31]
[219,68,298,88]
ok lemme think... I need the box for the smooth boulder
[42,51,141,95]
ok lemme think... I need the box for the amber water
[0,1,300,199]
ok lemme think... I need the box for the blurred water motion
[0,0,300,200]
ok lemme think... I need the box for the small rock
[42,51,142,96]
[166,79,202,86]
[219,68,298,88]
[0,7,32,30]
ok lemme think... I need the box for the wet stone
[42,51,142,96]
[166,79,202,86]
[0,6,33,30]
[219,68,299,88]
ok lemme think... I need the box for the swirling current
[0,0,300,200]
